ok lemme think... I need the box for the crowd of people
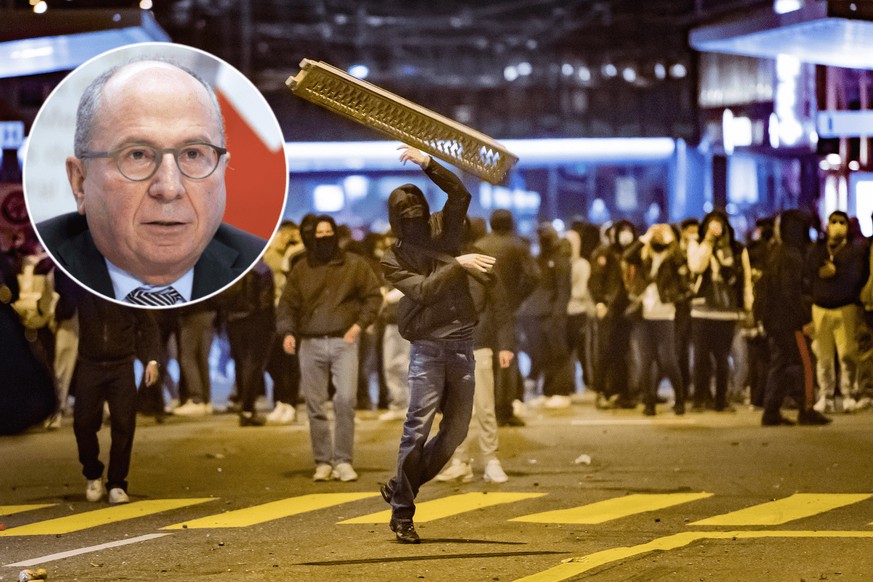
[3,189,872,507]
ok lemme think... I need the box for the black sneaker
[673,402,686,415]
[798,409,832,425]
[643,404,656,416]
[761,414,795,426]
[498,415,526,427]
[239,412,265,427]
[390,518,421,544]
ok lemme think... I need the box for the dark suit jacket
[37,212,267,301]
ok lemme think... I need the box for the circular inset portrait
[24,42,288,307]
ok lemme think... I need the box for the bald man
[37,58,265,306]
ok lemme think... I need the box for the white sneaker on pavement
[544,395,572,409]
[378,409,406,421]
[856,397,872,410]
[85,479,105,502]
[512,399,528,418]
[108,487,130,504]
[313,464,334,481]
[332,463,358,482]
[266,402,287,424]
[813,396,834,414]
[527,395,547,408]
[172,401,209,416]
[279,403,297,424]
[436,459,473,482]
[483,459,509,483]
[842,397,858,413]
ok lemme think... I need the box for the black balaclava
[388,184,431,245]
[537,223,559,255]
[299,213,318,252]
[312,214,339,263]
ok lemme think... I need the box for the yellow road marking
[0,505,56,517]
[163,493,379,529]
[339,492,545,525]
[0,499,214,537]
[510,493,712,524]
[690,493,872,526]
[515,530,873,582]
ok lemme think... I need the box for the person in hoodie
[622,223,689,415]
[806,210,869,413]
[759,209,831,426]
[687,210,753,412]
[276,214,382,483]
[379,145,495,544]
[588,220,638,408]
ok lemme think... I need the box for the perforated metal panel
[287,59,518,184]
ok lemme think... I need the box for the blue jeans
[388,338,475,521]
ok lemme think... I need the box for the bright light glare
[622,67,637,83]
[669,63,687,78]
[313,184,344,212]
[517,62,532,76]
[33,1,47,13]
[504,65,519,82]
[348,64,370,79]
[774,0,802,14]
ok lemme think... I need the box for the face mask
[618,230,634,247]
[401,217,430,244]
[312,235,338,262]
[651,241,669,253]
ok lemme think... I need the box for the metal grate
[286,59,518,184]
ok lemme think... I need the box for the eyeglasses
[79,142,228,181]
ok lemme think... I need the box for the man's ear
[66,156,87,215]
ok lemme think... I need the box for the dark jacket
[474,231,539,312]
[518,245,571,320]
[276,249,382,339]
[470,272,515,352]
[37,212,266,301]
[622,240,691,307]
[762,209,812,334]
[222,260,275,322]
[75,292,160,364]
[589,243,629,315]
[381,158,475,342]
[806,238,868,309]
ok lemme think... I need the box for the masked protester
[588,220,639,409]
[806,210,869,413]
[380,144,495,544]
[276,215,383,483]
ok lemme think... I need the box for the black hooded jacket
[760,209,812,334]
[380,158,475,341]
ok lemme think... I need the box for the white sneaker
[378,409,406,421]
[313,464,334,481]
[266,402,287,424]
[279,403,297,424]
[332,463,358,482]
[856,397,872,410]
[544,395,572,409]
[813,396,834,414]
[108,487,130,504]
[172,401,209,416]
[842,397,858,413]
[528,395,547,408]
[44,412,62,430]
[436,459,473,482]
[85,479,105,502]
[483,459,509,484]
[164,398,180,414]
[512,399,528,418]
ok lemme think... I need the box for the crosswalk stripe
[338,492,545,525]
[690,493,872,526]
[0,499,214,537]
[515,530,873,582]
[163,493,380,529]
[0,504,56,517]
[510,492,713,524]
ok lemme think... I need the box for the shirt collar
[105,259,194,304]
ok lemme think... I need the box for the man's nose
[147,152,185,200]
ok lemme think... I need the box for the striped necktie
[124,286,185,307]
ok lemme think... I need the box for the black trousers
[763,329,814,421]
[226,312,272,414]
[73,358,137,492]
[266,332,300,406]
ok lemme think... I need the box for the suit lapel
[54,231,115,298]
[192,237,242,299]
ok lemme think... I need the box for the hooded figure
[388,184,432,246]
[760,208,830,426]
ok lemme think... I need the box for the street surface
[3,395,873,581]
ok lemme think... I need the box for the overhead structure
[690,1,873,69]
[287,59,518,184]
